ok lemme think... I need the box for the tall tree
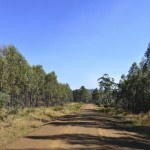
[73,86,91,102]
[32,65,46,106]
[98,74,115,105]
[92,88,100,104]
[0,51,8,92]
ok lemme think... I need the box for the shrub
[52,106,63,111]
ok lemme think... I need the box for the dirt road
[5,104,150,150]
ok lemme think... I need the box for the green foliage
[92,88,101,104]
[110,43,150,113]
[0,92,10,108]
[96,43,150,113]
[97,74,116,106]
[73,86,91,102]
[0,45,73,108]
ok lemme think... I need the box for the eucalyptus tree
[16,52,30,107]
[0,44,74,108]
[32,65,46,106]
[62,83,73,103]
[79,86,91,102]
[145,42,150,67]
[56,83,73,105]
[116,43,150,113]
[0,50,8,92]
[27,67,37,107]
[73,86,91,102]
[116,74,127,108]
[98,74,115,105]
[73,89,80,102]
[44,71,58,106]
[1,45,30,107]
[92,88,100,104]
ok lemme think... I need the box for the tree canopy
[96,43,150,113]
[0,45,73,108]
[73,86,91,103]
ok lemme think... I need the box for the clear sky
[0,0,150,89]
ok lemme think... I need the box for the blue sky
[0,0,150,89]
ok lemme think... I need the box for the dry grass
[128,111,150,126]
[0,102,83,149]
[97,106,129,116]
[98,106,150,126]
[97,105,150,138]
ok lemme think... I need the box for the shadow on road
[50,109,150,139]
[26,133,150,150]
[25,108,150,149]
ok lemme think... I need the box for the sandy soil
[5,104,150,150]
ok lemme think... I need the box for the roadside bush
[52,106,63,111]
[19,108,35,117]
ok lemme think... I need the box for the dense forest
[0,45,73,108]
[115,43,150,113]
[90,43,150,113]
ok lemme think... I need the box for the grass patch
[97,105,150,139]
[0,102,83,149]
[97,105,129,116]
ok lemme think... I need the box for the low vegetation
[0,102,83,149]
[97,105,150,138]
[98,105,129,116]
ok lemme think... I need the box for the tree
[0,92,10,108]
[0,51,8,92]
[98,74,115,106]
[145,42,150,67]
[73,89,80,102]
[32,65,46,106]
[128,62,139,78]
[44,72,58,106]
[92,88,100,104]
[115,43,150,113]
[4,46,28,107]
[0,44,73,108]
[73,86,91,102]
[80,86,91,102]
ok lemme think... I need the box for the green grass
[0,102,83,149]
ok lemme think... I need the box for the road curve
[5,104,150,150]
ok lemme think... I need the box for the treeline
[0,45,73,108]
[116,43,150,113]
[86,74,116,108]
[73,86,92,103]
[2,43,150,113]
[91,43,150,113]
